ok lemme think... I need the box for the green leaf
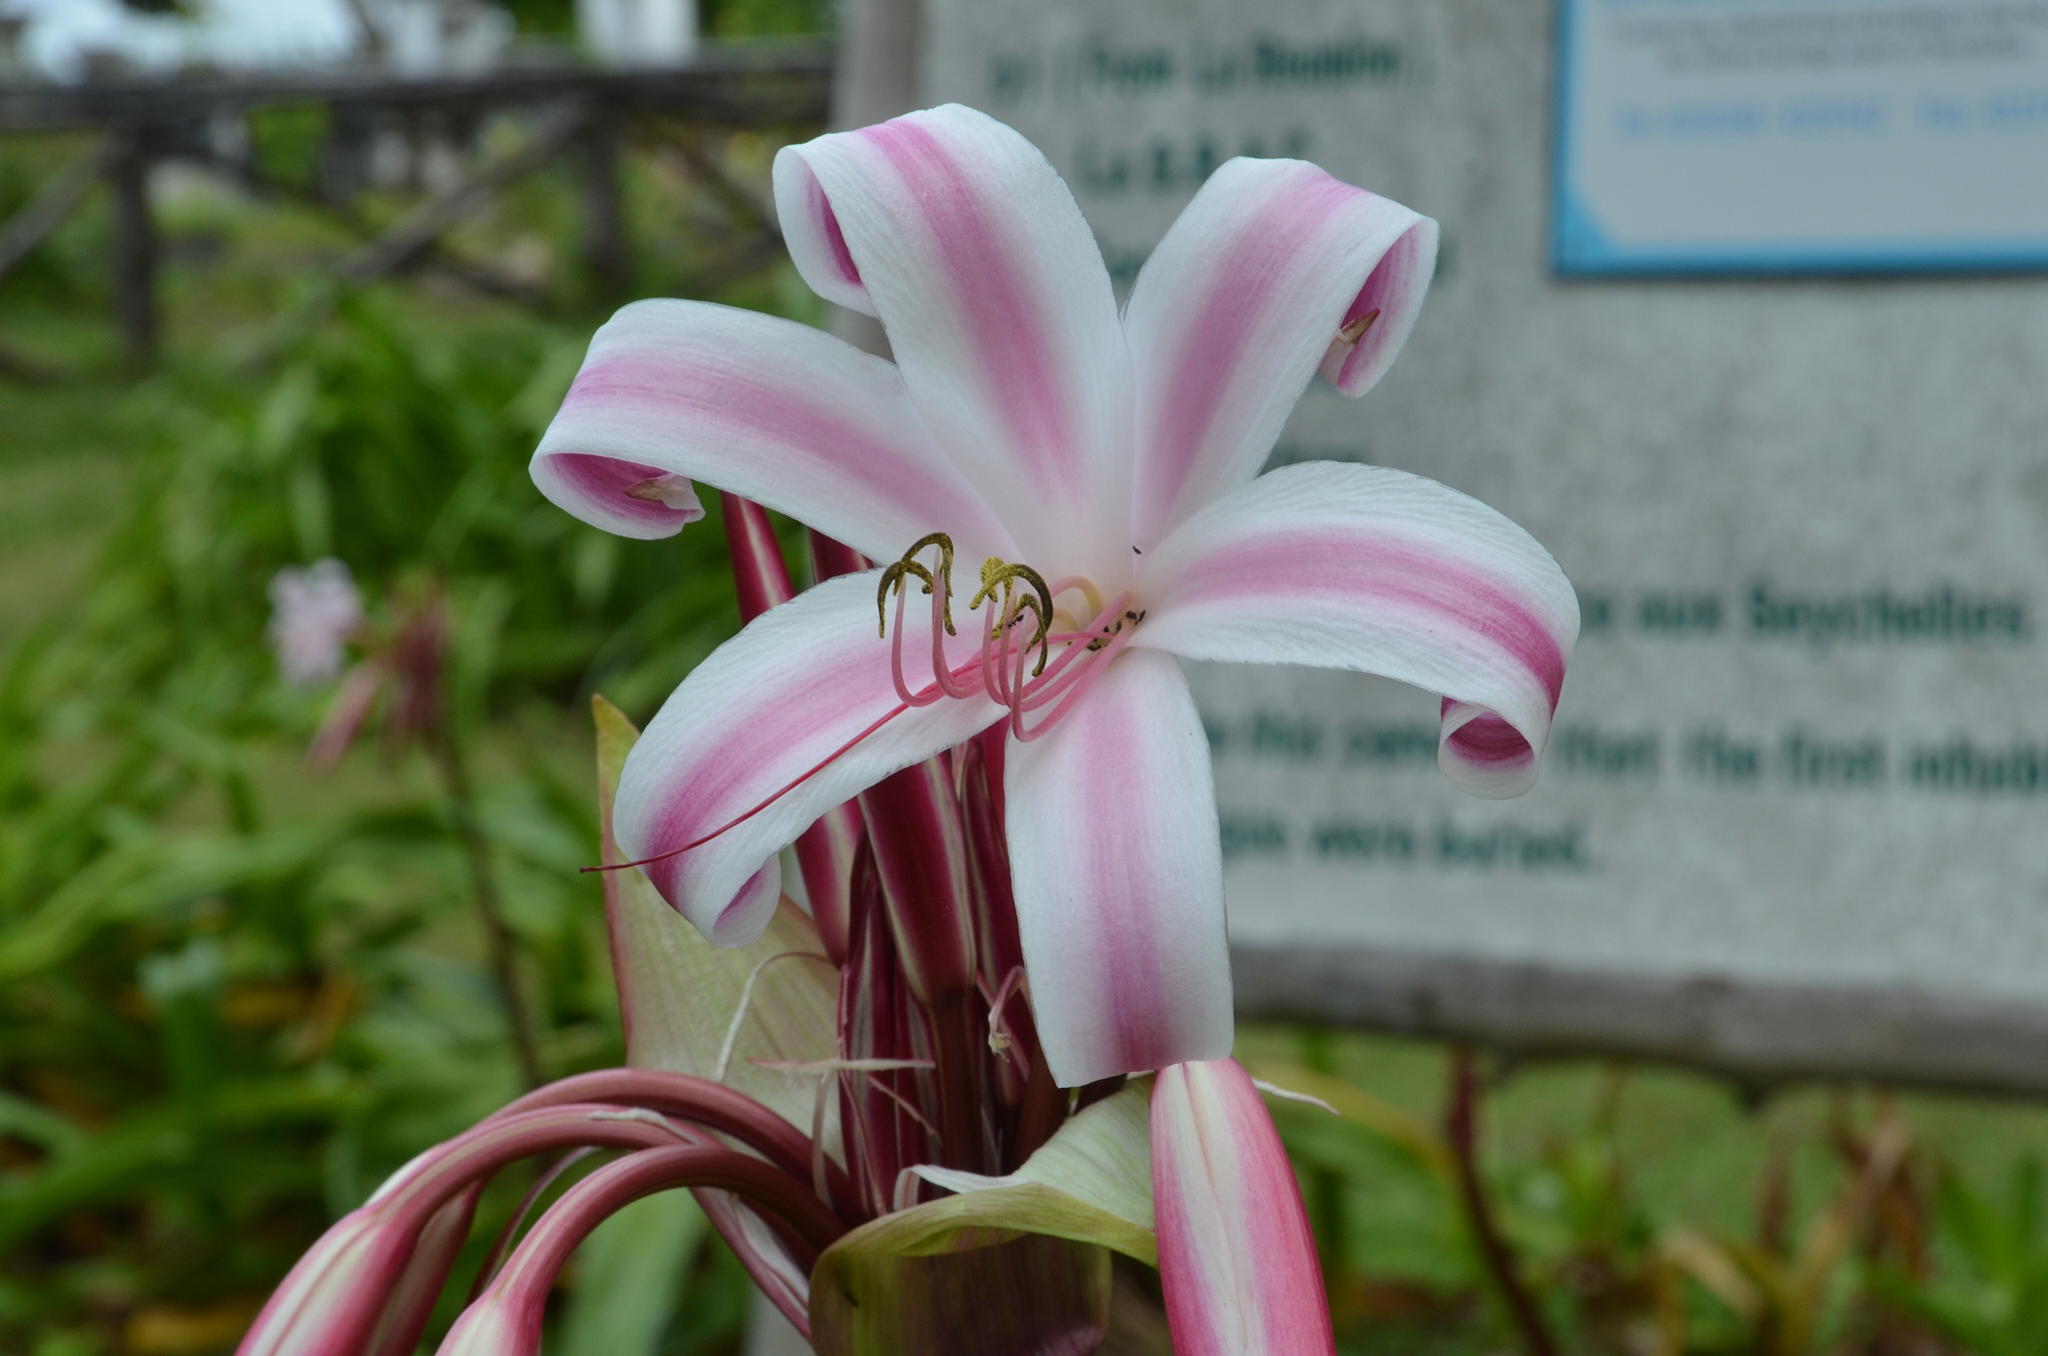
[806,1085,1159,1354]
[809,1187,1121,1356]
[911,1080,1155,1239]
[0,827,332,983]
[592,695,837,1131]
[560,1189,708,1356]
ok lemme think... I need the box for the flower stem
[433,731,546,1091]
[1445,1046,1558,1356]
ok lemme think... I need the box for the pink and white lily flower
[531,103,1578,1089]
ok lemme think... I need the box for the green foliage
[505,0,833,41]
[503,0,578,35]
[701,0,835,38]
[1876,1162,2048,1356]
[65,291,740,717]
[0,135,110,308]
[0,288,781,1351]
[561,1191,711,1356]
[245,104,331,198]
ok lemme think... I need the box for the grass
[1241,1023,2048,1239]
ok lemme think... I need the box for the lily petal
[773,105,1134,581]
[532,300,1014,563]
[1123,157,1436,547]
[1004,648,1233,1087]
[615,571,1002,947]
[1151,1060,1334,1356]
[1134,462,1579,798]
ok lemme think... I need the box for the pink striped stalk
[363,1185,482,1356]
[238,1107,700,1356]
[799,524,880,975]
[836,840,932,1215]
[437,1146,846,1356]
[492,1067,863,1221]
[1151,1061,1335,1356]
[955,727,1063,1168]
[808,530,870,583]
[238,1084,849,1356]
[722,491,795,621]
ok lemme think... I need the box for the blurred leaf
[1874,1160,2048,1356]
[1243,1060,1456,1186]
[559,1189,708,1356]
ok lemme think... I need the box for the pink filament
[889,581,1135,744]
[591,575,1140,877]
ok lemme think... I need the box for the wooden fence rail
[0,43,832,366]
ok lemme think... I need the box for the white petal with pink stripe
[1133,461,1579,799]
[773,104,1135,587]
[1151,1060,1335,1356]
[1004,648,1234,1088]
[531,300,1014,564]
[1123,156,1437,549]
[613,571,1005,947]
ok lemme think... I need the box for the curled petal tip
[1438,700,1542,799]
[534,453,704,540]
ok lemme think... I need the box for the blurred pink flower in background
[266,558,363,687]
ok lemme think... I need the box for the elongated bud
[808,529,869,582]
[793,802,862,965]
[1151,1060,1335,1356]
[236,1203,419,1356]
[858,760,976,1011]
[858,759,984,1170]
[367,1184,483,1356]
[239,1103,774,1356]
[838,842,940,1209]
[721,492,795,621]
[439,1146,845,1356]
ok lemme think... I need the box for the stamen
[625,473,700,510]
[969,558,1055,677]
[876,532,956,637]
[984,967,1030,1067]
[588,535,1151,879]
[1337,308,1381,346]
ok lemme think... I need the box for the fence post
[108,125,156,368]
[580,109,628,302]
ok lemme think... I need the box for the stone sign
[920,0,2048,1092]
[1555,0,2048,274]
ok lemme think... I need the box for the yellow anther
[1337,308,1380,346]
[877,533,957,637]
[878,533,1068,677]
[969,557,1056,677]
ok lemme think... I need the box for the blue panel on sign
[1551,0,2048,276]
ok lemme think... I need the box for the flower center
[877,533,1142,743]
[587,533,1144,878]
